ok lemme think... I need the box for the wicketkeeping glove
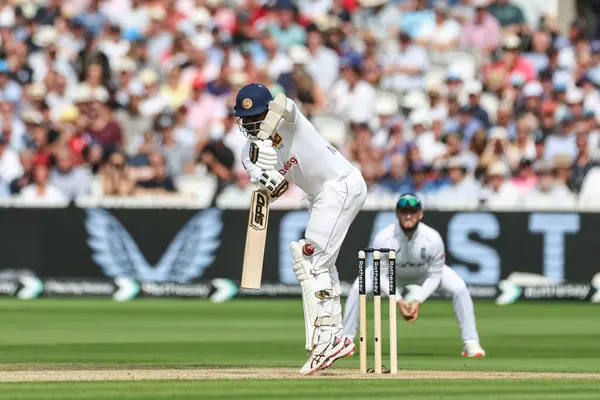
[258,169,289,199]
[249,139,278,170]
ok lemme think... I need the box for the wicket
[358,248,398,374]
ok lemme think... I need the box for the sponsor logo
[273,133,284,149]
[242,98,253,109]
[279,157,298,175]
[85,209,222,282]
[251,191,268,230]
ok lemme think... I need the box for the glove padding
[258,169,289,199]
[249,139,277,170]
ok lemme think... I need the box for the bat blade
[241,190,270,289]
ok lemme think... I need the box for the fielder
[234,83,368,374]
[343,193,486,357]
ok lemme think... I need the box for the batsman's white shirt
[241,98,367,273]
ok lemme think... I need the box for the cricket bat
[241,189,271,289]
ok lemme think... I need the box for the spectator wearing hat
[114,57,138,107]
[381,31,428,92]
[268,0,306,51]
[46,73,72,123]
[466,80,491,128]
[553,153,573,190]
[305,27,339,92]
[457,105,485,144]
[20,163,68,204]
[565,87,585,120]
[186,75,226,133]
[495,103,517,140]
[460,0,501,55]
[488,0,526,32]
[432,156,480,209]
[114,82,152,155]
[479,162,518,209]
[416,1,462,52]
[98,24,131,74]
[50,146,91,200]
[138,68,168,117]
[523,159,576,210]
[517,80,543,116]
[330,52,376,124]
[485,34,535,86]
[571,131,599,193]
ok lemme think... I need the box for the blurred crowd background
[0,0,599,210]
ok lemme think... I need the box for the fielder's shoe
[461,341,486,357]
[299,334,345,375]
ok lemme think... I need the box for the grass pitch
[0,299,598,399]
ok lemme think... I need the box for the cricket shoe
[299,334,346,375]
[461,341,486,357]
[319,336,355,370]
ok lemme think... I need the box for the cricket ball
[302,243,314,256]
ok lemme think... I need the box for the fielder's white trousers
[343,265,480,344]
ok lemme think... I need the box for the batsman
[343,193,486,358]
[234,83,368,374]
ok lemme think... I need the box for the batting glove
[249,139,277,170]
[258,169,289,199]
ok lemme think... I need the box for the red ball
[302,243,314,256]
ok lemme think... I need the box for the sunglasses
[397,196,421,209]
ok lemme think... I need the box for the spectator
[20,163,68,204]
[86,87,122,153]
[0,59,22,107]
[381,32,428,92]
[485,34,536,86]
[571,132,598,193]
[100,151,136,196]
[156,113,194,178]
[512,117,536,164]
[460,0,501,56]
[261,32,292,83]
[406,161,438,197]
[9,150,34,195]
[268,0,306,51]
[480,162,519,209]
[114,82,152,155]
[479,126,519,170]
[545,116,577,161]
[457,106,485,144]
[433,157,480,209]
[488,0,526,32]
[288,47,326,118]
[305,27,339,91]
[416,1,462,52]
[186,75,225,133]
[553,154,573,191]
[400,0,434,40]
[466,80,491,128]
[136,151,177,195]
[0,135,22,184]
[50,147,91,199]
[525,30,551,73]
[330,53,376,124]
[511,158,537,196]
[409,110,445,163]
[523,159,576,209]
[138,68,168,117]
[160,65,190,111]
[353,0,403,41]
[380,153,411,194]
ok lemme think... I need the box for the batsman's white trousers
[343,265,480,344]
[306,168,367,318]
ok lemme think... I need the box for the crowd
[0,0,599,210]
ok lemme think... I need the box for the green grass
[0,299,598,399]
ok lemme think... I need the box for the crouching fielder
[234,83,368,374]
[343,193,486,357]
